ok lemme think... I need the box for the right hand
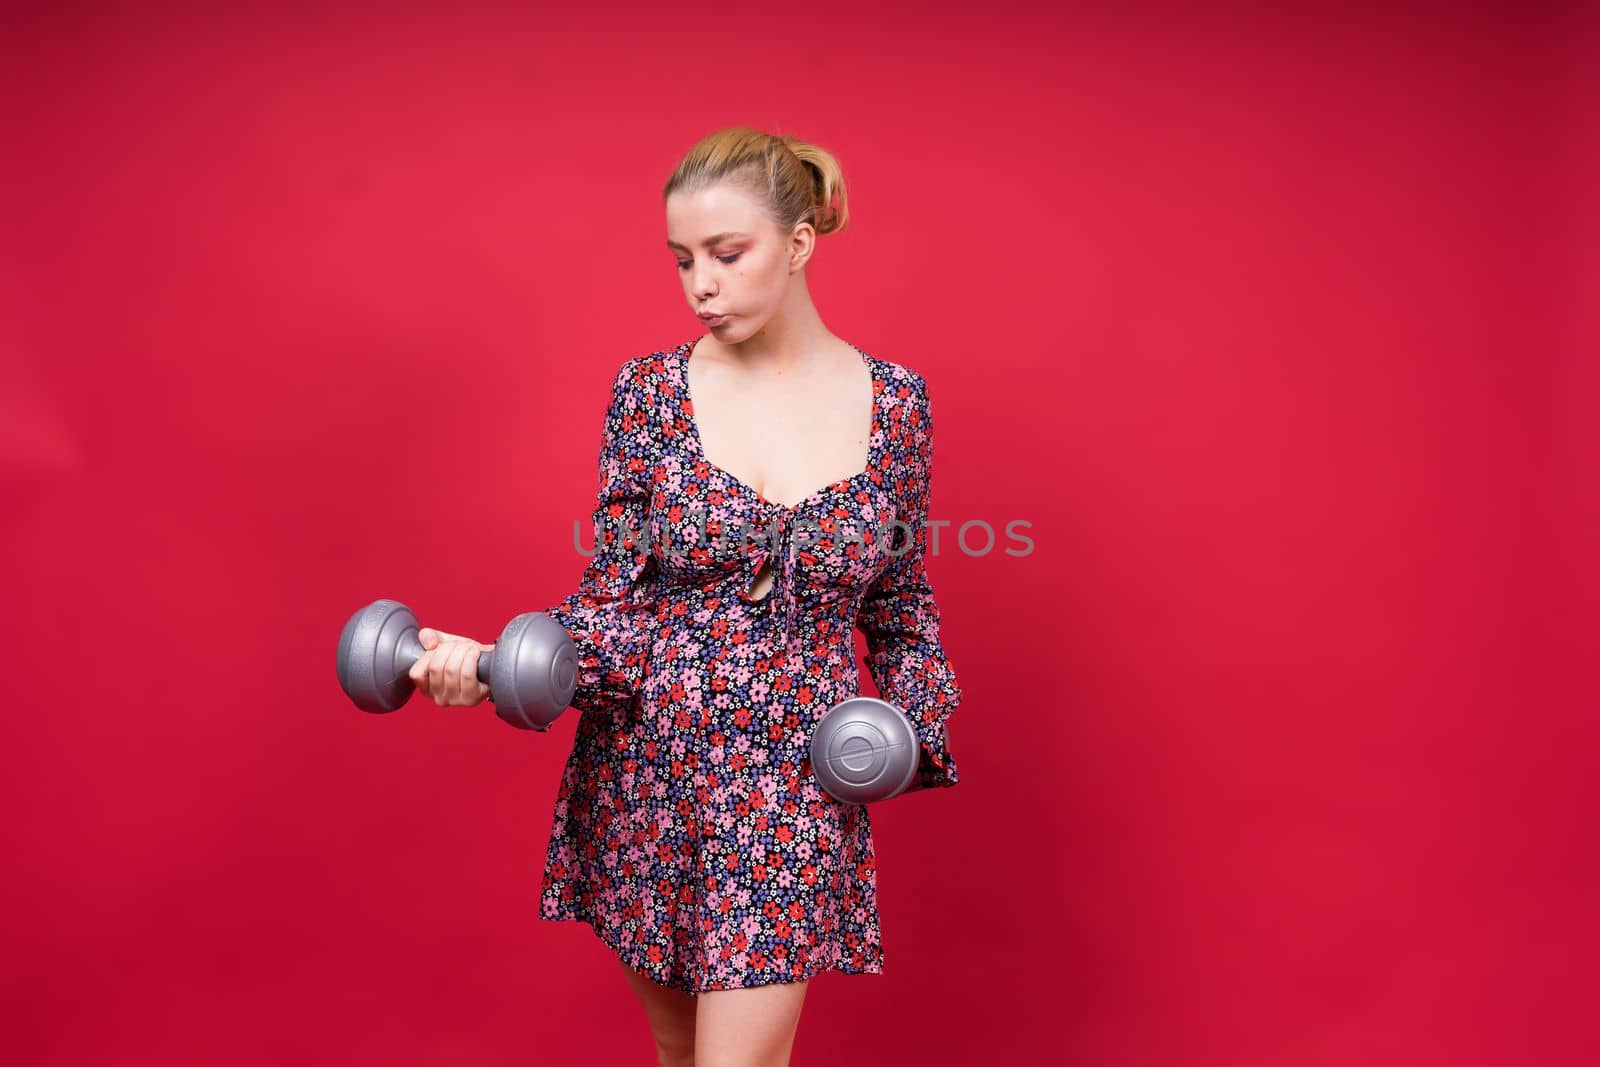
[410,627,495,707]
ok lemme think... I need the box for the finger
[443,639,472,707]
[452,641,478,706]
[428,638,452,705]
[437,639,462,706]
[418,627,438,650]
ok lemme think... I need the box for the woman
[409,127,963,1067]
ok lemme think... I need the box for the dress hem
[539,898,885,996]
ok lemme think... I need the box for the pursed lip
[699,312,726,320]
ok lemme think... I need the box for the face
[665,181,814,340]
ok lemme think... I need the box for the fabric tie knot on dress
[741,505,802,657]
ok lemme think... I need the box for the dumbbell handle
[393,631,492,691]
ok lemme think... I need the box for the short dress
[537,335,963,994]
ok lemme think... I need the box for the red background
[3,4,1596,1064]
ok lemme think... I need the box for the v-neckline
[679,334,881,511]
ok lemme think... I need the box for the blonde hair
[663,126,850,238]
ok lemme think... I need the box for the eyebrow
[666,231,751,252]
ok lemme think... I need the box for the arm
[856,373,963,792]
[544,361,660,715]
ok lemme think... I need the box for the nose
[691,264,717,301]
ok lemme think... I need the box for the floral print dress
[538,335,963,994]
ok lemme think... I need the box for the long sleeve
[855,374,963,792]
[544,360,661,715]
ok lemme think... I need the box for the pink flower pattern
[538,335,962,994]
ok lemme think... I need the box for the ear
[789,222,816,272]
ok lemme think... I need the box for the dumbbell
[809,696,920,804]
[336,598,579,731]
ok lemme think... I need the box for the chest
[682,343,880,511]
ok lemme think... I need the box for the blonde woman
[413,126,962,1066]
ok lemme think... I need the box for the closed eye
[677,254,742,271]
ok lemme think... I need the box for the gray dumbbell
[336,598,578,731]
[809,696,920,804]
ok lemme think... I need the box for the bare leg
[694,980,810,1067]
[619,959,698,1067]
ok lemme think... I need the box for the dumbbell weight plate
[490,611,579,732]
[336,598,430,713]
[810,696,919,804]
